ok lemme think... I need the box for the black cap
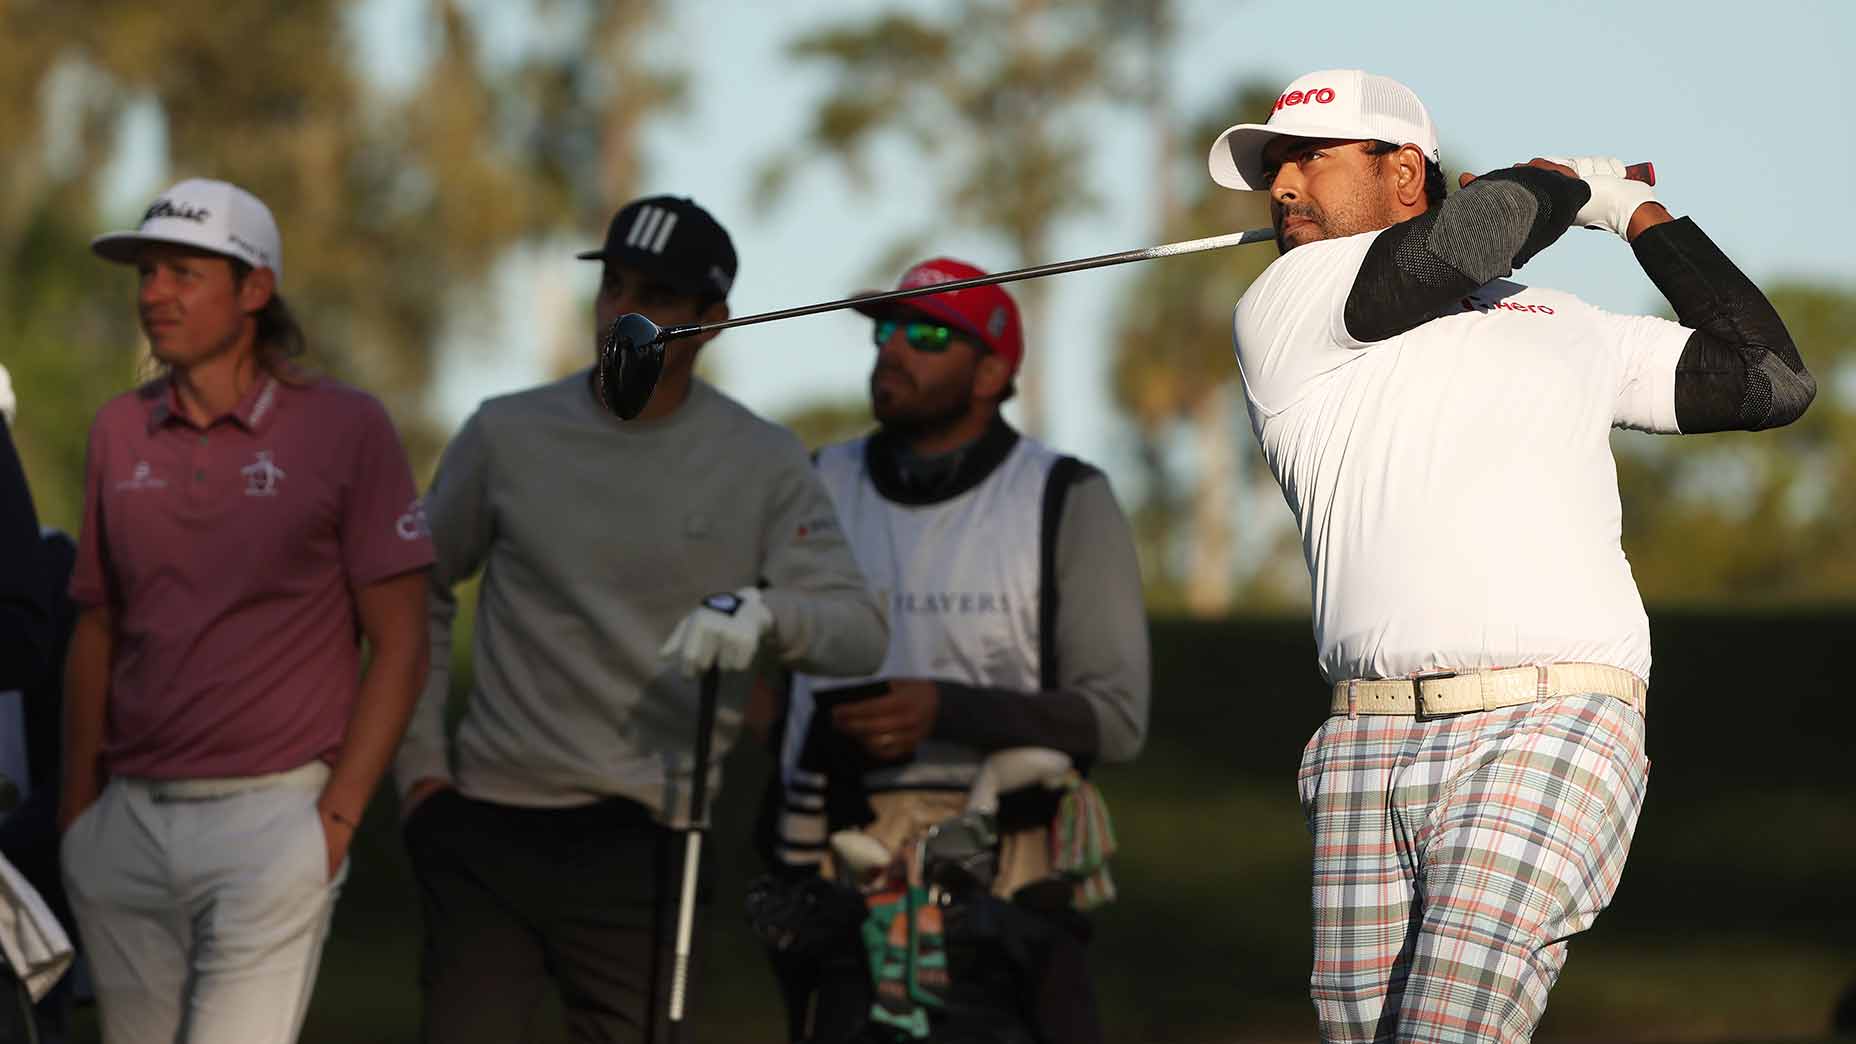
[576,195,737,302]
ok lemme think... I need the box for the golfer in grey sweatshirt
[393,196,886,1044]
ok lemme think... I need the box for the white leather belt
[1330,663,1647,718]
[127,761,330,803]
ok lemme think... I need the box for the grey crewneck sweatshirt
[394,373,887,823]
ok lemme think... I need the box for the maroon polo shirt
[70,374,434,779]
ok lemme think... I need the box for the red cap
[854,258,1024,374]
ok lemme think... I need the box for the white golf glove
[0,363,16,429]
[1546,155,1658,238]
[659,587,774,678]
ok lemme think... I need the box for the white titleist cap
[92,178,284,283]
[1208,69,1439,191]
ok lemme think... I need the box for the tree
[756,0,1150,436]
[1108,81,1294,613]
[1615,282,1856,604]
[0,0,677,527]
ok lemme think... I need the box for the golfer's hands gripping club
[660,588,773,678]
[831,679,939,760]
[1458,157,1665,240]
[1543,155,1662,238]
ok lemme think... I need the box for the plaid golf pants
[1296,692,1649,1043]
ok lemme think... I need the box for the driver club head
[595,312,666,420]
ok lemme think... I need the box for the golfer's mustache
[1276,203,1321,227]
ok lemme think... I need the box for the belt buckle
[1411,670,1457,718]
[147,784,187,805]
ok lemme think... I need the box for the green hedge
[283,612,1854,1043]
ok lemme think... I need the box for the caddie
[764,259,1150,1044]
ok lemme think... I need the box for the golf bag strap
[1038,456,1090,693]
[1039,456,1097,777]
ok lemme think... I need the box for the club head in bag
[595,312,666,420]
[921,810,999,894]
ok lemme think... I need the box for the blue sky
[387,0,1854,481]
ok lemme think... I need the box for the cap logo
[227,234,272,267]
[986,306,1007,339]
[143,198,210,224]
[1275,87,1336,111]
[901,265,959,290]
[624,205,679,254]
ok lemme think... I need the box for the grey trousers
[60,770,344,1044]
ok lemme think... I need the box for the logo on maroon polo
[116,460,169,492]
[396,497,430,541]
[241,450,287,497]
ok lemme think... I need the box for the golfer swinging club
[1210,70,1812,1042]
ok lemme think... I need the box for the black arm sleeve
[1344,166,1593,343]
[931,682,1099,759]
[1631,217,1814,432]
[0,418,51,691]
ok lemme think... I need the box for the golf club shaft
[668,831,702,1023]
[650,160,1654,345]
[668,665,721,1025]
[654,226,1279,343]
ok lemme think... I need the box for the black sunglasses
[872,320,961,353]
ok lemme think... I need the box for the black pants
[404,790,706,1044]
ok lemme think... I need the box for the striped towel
[1050,773,1118,910]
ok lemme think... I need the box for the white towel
[0,852,73,1000]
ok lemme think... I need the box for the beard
[1273,167,1400,254]
[871,365,974,438]
[1274,201,1341,253]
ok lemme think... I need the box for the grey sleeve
[758,439,889,678]
[1343,166,1592,343]
[1050,472,1149,763]
[392,409,495,798]
[930,473,1151,765]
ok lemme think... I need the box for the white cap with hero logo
[1208,69,1439,191]
[91,178,284,283]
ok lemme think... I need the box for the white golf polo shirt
[1233,228,1691,685]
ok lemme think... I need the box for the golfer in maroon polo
[58,178,434,1044]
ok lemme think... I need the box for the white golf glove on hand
[1547,155,1658,238]
[659,587,774,678]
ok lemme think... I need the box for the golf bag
[749,751,1114,1044]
